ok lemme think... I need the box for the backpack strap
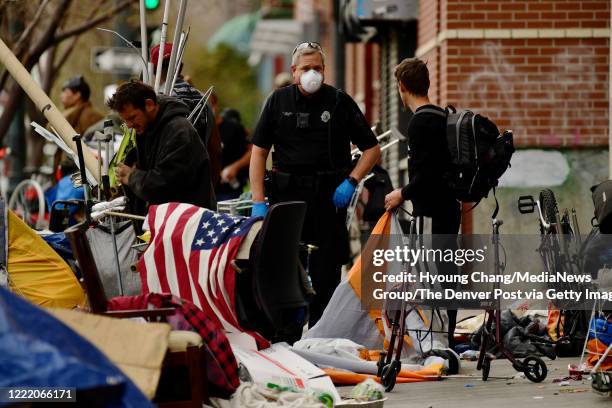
[463,187,500,219]
[413,108,447,117]
[491,186,500,219]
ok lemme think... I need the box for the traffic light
[145,0,159,10]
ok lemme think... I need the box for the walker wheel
[380,360,400,392]
[523,356,547,383]
[376,351,387,377]
[481,357,491,381]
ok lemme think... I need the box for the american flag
[138,202,268,347]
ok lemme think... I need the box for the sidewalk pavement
[339,357,608,407]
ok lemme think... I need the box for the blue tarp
[0,287,153,407]
[44,175,85,222]
[42,232,74,260]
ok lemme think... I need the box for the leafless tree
[0,0,134,149]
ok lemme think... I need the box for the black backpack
[591,180,612,233]
[415,106,515,217]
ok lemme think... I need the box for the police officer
[249,42,381,325]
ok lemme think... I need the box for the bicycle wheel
[539,189,558,234]
[538,189,563,269]
[8,179,46,229]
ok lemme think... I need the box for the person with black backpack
[384,58,461,233]
[384,57,461,348]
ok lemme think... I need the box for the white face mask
[300,69,323,94]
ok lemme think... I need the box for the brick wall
[418,0,438,46]
[417,0,610,148]
[446,0,609,30]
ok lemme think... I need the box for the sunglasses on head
[292,42,322,55]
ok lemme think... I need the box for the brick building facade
[416,0,610,148]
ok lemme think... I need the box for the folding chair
[233,201,309,343]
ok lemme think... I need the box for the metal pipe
[139,0,149,84]
[164,0,188,94]
[169,29,188,92]
[188,86,214,123]
[154,0,171,94]
[73,135,92,223]
[96,138,102,201]
[351,130,393,155]
[187,85,213,121]
[147,62,154,87]
[168,31,185,93]
[108,216,124,295]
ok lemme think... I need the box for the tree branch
[53,35,79,74]
[13,0,51,57]
[0,0,72,141]
[24,0,73,69]
[53,0,133,45]
[52,3,101,74]
[0,0,51,91]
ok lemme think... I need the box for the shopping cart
[216,197,254,216]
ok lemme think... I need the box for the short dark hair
[62,76,91,102]
[394,58,430,97]
[106,79,157,112]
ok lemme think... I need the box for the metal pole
[139,0,149,84]
[148,62,154,87]
[154,0,171,94]
[97,138,103,201]
[164,0,188,94]
[108,214,124,295]
[169,28,189,93]
[73,135,92,223]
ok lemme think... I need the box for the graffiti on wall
[460,41,607,146]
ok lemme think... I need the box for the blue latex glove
[251,201,269,218]
[333,178,356,208]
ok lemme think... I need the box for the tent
[0,286,153,407]
[7,210,85,308]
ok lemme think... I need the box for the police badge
[321,110,331,123]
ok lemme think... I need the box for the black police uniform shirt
[251,83,377,174]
